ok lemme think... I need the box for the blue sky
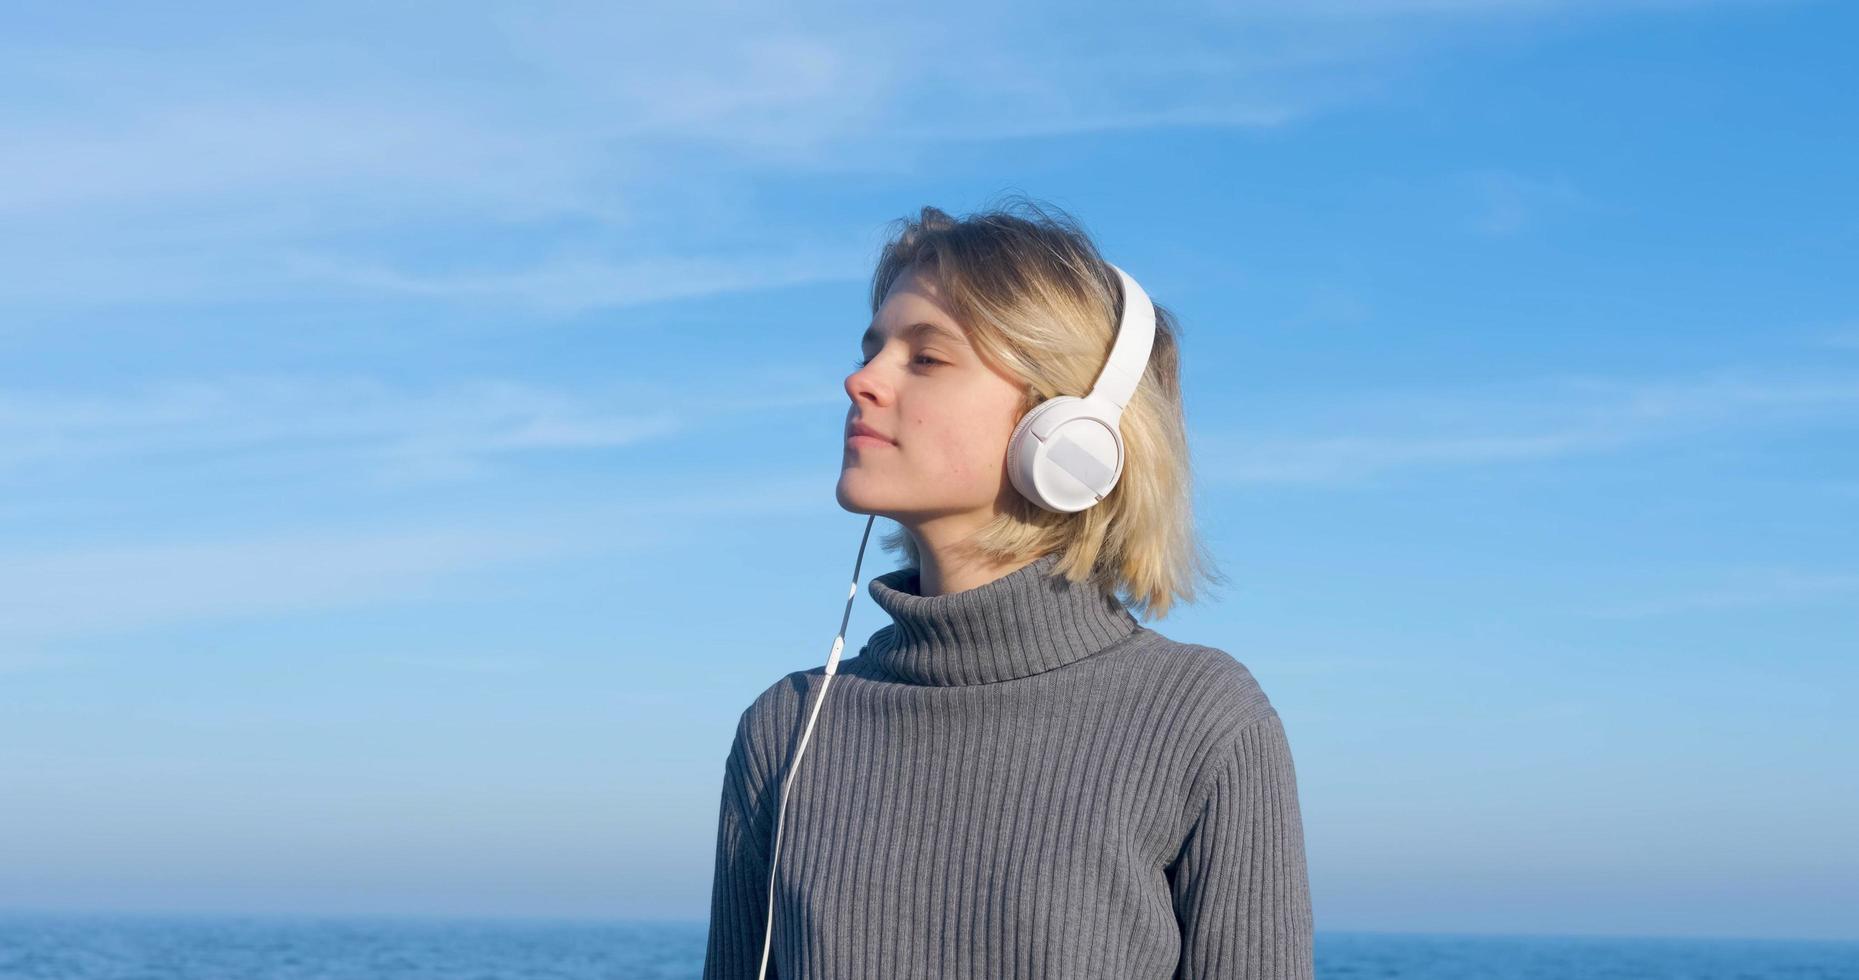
[1,0,1854,944]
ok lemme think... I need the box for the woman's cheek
[929,429,981,484]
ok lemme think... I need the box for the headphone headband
[1006,261,1160,512]
[1085,263,1156,416]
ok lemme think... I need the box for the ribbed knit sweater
[702,552,1314,979]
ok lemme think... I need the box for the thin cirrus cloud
[0,376,685,483]
[278,245,875,317]
[1198,364,1859,486]
[1573,565,1859,619]
[1813,325,1859,351]
[0,525,574,648]
[0,486,835,661]
[0,0,1762,312]
[1459,169,1591,237]
[0,371,847,487]
[0,470,832,657]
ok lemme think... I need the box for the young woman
[702,199,1314,979]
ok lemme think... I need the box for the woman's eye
[851,355,942,369]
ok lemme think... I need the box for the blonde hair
[867,195,1226,619]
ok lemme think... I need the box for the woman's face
[836,263,1028,524]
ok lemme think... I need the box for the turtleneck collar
[863,551,1140,686]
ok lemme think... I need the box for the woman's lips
[846,434,894,448]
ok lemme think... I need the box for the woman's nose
[845,363,884,403]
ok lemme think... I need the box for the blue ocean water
[0,912,1853,979]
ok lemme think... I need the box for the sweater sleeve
[702,711,778,980]
[1166,708,1315,980]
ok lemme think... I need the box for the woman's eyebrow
[861,321,971,349]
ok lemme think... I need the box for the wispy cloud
[1811,324,1859,351]
[1200,366,1859,486]
[0,467,831,655]
[0,647,64,675]
[0,0,1756,311]
[0,375,684,485]
[1207,429,1619,484]
[280,245,871,317]
[377,652,542,676]
[1575,565,1859,618]
[0,524,571,645]
[0,373,842,486]
[1460,169,1589,236]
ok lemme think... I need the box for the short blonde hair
[867,195,1225,620]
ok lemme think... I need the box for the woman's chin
[835,476,896,515]
[833,479,869,513]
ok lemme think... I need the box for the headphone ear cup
[1006,398,1052,507]
[1010,396,1107,512]
[1010,396,1127,513]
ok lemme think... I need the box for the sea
[0,912,1853,980]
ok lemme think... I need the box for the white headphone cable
[757,512,875,980]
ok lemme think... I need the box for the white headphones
[1005,262,1157,513]
[750,262,1156,980]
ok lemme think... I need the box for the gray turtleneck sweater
[702,552,1314,979]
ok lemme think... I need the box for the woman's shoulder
[717,668,819,785]
[1126,626,1281,735]
[728,665,826,751]
[738,665,809,716]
